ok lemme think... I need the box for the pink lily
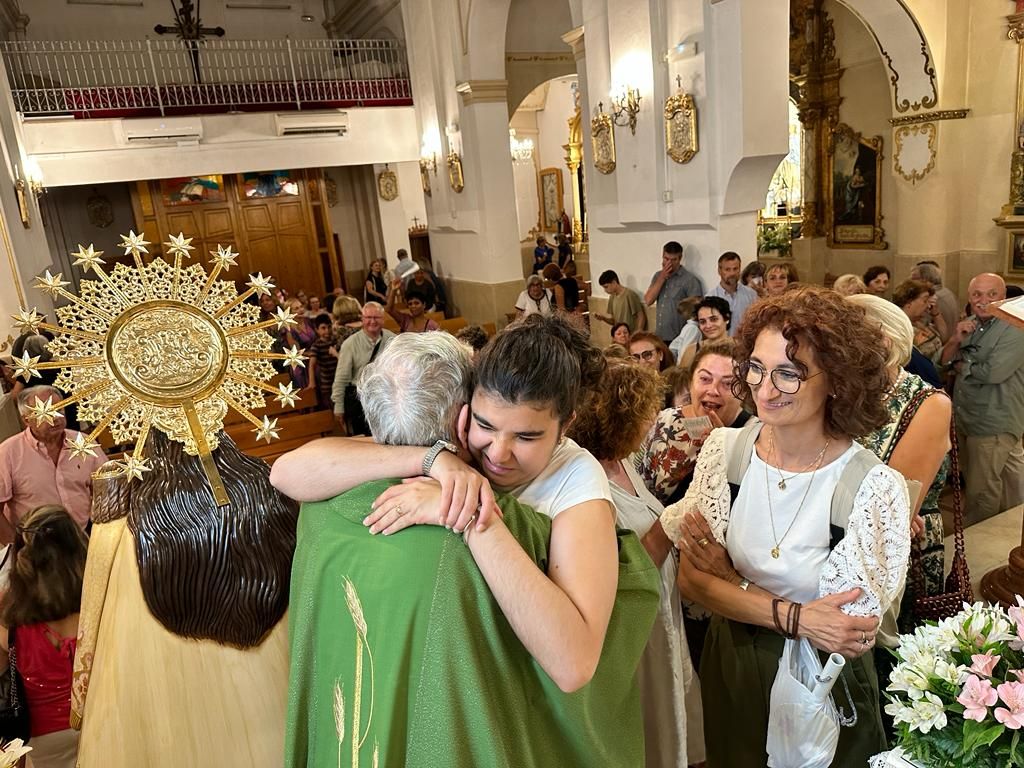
[995,681,1024,729]
[970,652,1001,677]
[958,675,998,722]
[1013,670,1024,683]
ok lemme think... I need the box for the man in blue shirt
[707,252,758,336]
[644,241,703,343]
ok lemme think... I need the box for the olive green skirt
[700,615,887,768]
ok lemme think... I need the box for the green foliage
[757,223,792,258]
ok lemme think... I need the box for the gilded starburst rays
[18,233,303,500]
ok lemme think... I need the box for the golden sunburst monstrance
[10,231,304,506]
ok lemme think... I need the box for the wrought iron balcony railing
[0,37,412,118]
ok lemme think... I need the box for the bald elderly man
[942,273,1024,522]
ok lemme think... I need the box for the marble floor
[946,504,1024,599]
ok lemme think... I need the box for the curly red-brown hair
[568,362,664,461]
[732,285,890,438]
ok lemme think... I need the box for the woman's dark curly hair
[731,285,890,438]
[569,362,663,461]
[476,313,606,424]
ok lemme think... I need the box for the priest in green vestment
[281,333,660,768]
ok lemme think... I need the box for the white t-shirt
[514,289,553,317]
[511,438,612,519]
[728,443,860,604]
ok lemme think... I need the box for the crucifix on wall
[154,0,225,84]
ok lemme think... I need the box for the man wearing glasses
[941,273,1024,523]
[331,302,395,436]
[644,241,704,344]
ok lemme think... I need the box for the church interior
[0,1,1023,766]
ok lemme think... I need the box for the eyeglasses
[742,361,824,395]
[631,349,659,362]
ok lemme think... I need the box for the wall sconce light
[447,151,464,193]
[420,152,437,176]
[610,85,642,135]
[13,162,44,229]
[509,129,534,163]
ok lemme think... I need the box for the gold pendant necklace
[768,428,830,490]
[764,433,828,559]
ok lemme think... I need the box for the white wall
[23,0,329,41]
[534,75,576,224]
[23,107,419,186]
[373,160,427,261]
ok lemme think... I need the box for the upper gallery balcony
[0,37,411,119]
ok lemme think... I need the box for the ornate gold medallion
[10,233,305,506]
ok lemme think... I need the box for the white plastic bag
[766,638,841,768]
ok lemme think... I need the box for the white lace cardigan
[661,427,912,618]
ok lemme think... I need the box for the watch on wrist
[422,439,459,476]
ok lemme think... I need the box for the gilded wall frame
[826,123,888,249]
[591,112,616,175]
[665,92,698,164]
[377,165,399,201]
[1006,229,1024,276]
[538,167,563,231]
[892,122,936,184]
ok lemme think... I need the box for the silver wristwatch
[422,440,459,476]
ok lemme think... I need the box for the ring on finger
[698,537,709,548]
[860,631,867,645]
[395,505,404,517]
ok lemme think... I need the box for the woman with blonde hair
[832,273,866,296]
[764,263,799,297]
[331,295,363,348]
[0,504,88,768]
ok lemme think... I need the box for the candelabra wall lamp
[419,150,437,197]
[610,85,642,135]
[14,161,45,228]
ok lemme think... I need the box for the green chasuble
[285,480,659,768]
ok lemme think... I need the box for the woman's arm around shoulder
[659,427,731,546]
[466,497,618,692]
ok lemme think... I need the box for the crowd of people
[0,238,1021,767]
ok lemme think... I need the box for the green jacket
[285,480,659,768]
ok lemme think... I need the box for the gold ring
[698,537,709,548]
[860,631,867,645]
[395,505,403,517]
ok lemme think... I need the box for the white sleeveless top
[727,443,860,604]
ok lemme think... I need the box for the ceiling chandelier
[509,129,534,163]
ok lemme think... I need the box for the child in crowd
[307,314,338,410]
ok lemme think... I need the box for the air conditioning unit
[274,111,348,137]
[121,117,203,146]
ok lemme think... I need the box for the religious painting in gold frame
[538,168,563,232]
[377,165,399,201]
[591,111,616,175]
[665,91,698,164]
[1006,229,1024,276]
[825,123,887,249]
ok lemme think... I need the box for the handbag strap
[909,410,966,599]
[885,386,939,463]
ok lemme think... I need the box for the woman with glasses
[665,285,910,766]
[0,505,87,767]
[629,332,674,372]
[676,297,732,372]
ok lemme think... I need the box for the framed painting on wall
[538,167,563,232]
[240,171,299,199]
[825,123,887,249]
[1006,230,1024,276]
[159,175,226,206]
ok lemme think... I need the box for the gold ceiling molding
[455,79,508,105]
[505,52,575,64]
[889,109,969,127]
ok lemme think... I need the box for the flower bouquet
[881,600,1024,767]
